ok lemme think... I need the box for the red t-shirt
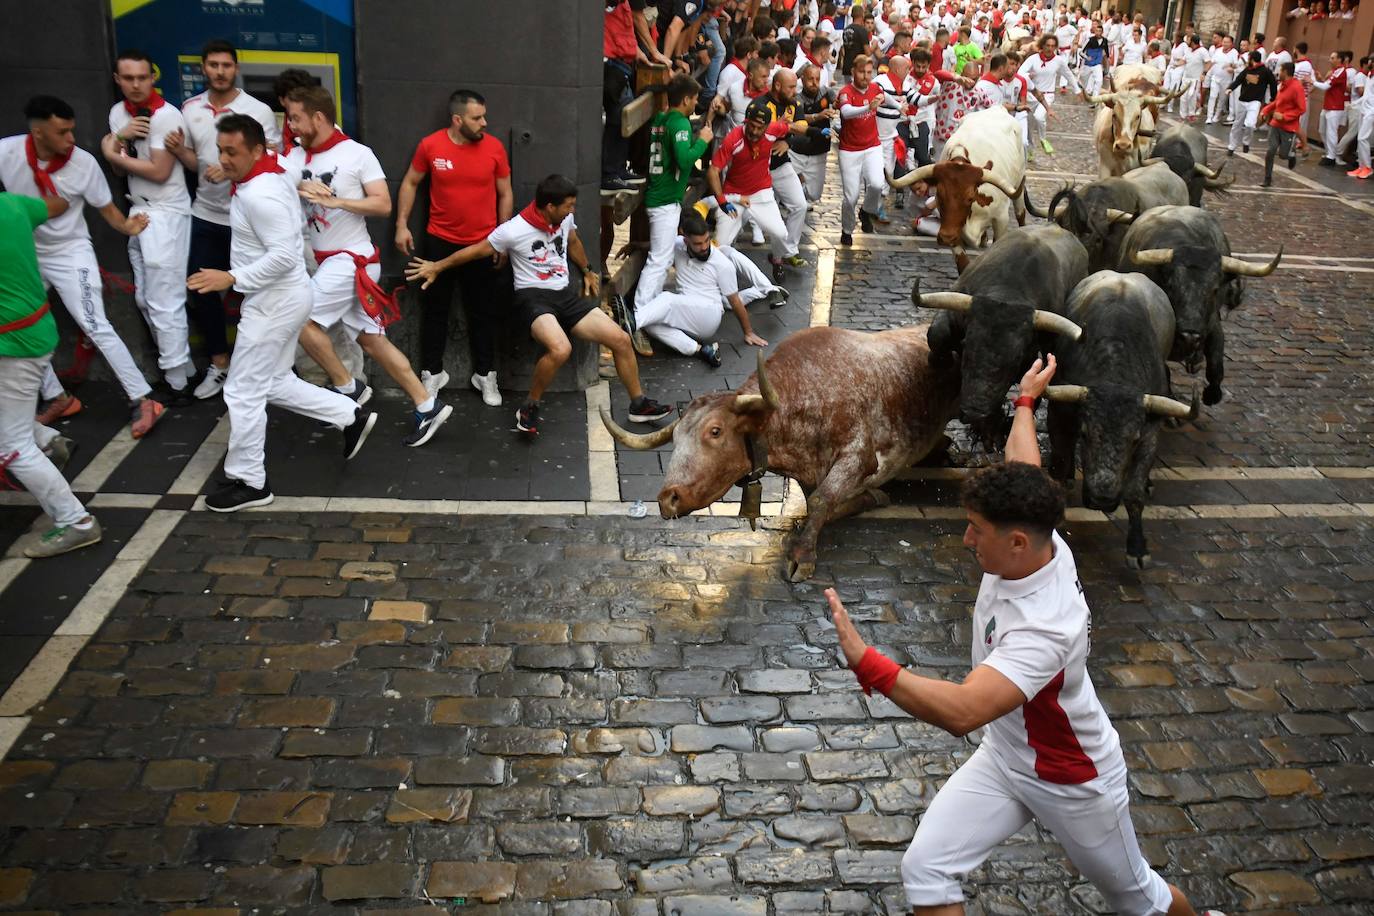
[410,130,511,245]
[837,82,883,151]
[711,121,790,195]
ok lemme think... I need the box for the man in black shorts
[406,174,671,434]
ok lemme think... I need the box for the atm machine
[109,0,356,133]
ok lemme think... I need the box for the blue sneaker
[697,342,722,368]
[403,401,452,447]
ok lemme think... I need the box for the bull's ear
[983,160,994,171]
[974,192,993,207]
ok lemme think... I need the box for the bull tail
[1023,182,1050,219]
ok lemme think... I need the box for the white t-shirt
[1266,49,1292,76]
[1120,38,1147,65]
[973,531,1122,785]
[1055,24,1078,53]
[488,210,575,291]
[181,89,281,226]
[284,136,385,256]
[672,238,738,304]
[108,101,192,213]
[0,136,112,254]
[1183,46,1209,79]
[1209,47,1240,84]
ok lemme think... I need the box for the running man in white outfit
[1017,36,1087,155]
[284,87,452,448]
[169,40,280,401]
[0,96,162,436]
[826,356,1224,916]
[633,212,768,367]
[102,49,195,405]
[188,114,378,512]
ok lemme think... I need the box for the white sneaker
[471,371,502,407]
[421,369,450,398]
[751,224,765,245]
[194,364,229,399]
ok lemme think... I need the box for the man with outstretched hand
[826,356,1223,916]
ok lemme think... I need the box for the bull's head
[913,279,1082,450]
[1130,246,1280,369]
[1046,384,1197,512]
[600,350,782,520]
[888,157,1019,249]
[1044,186,1135,263]
[1095,90,1169,153]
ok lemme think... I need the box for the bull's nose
[1177,331,1202,350]
[658,488,681,519]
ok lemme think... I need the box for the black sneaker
[628,397,672,423]
[610,291,636,334]
[601,177,632,192]
[698,342,722,368]
[770,257,786,283]
[1261,178,1273,188]
[206,478,274,513]
[342,408,377,460]
[859,209,876,233]
[839,232,853,246]
[1242,144,1250,153]
[1226,148,1235,157]
[516,402,540,434]
[404,401,453,447]
[763,287,790,309]
[894,190,907,209]
[1319,157,1336,167]
[165,384,195,408]
[1288,155,1297,170]
[335,379,372,406]
[619,169,647,185]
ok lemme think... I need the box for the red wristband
[852,646,902,697]
[1013,395,1036,410]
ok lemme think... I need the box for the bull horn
[599,406,678,450]
[1221,246,1282,277]
[1045,385,1090,403]
[1088,92,1116,104]
[889,163,936,189]
[754,350,781,410]
[1131,247,1175,267]
[915,289,975,311]
[1141,94,1169,105]
[1204,172,1235,191]
[1135,127,1156,137]
[1032,309,1083,340]
[1104,208,1136,224]
[1141,391,1197,419]
[1140,157,1165,166]
[1193,161,1220,179]
[978,169,1020,198]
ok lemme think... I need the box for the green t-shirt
[0,193,57,360]
[953,41,984,75]
[646,109,709,209]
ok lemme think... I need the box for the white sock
[72,517,94,530]
[417,396,436,413]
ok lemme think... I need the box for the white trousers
[769,162,808,253]
[0,355,87,527]
[310,252,385,337]
[1320,109,1347,156]
[223,287,359,490]
[902,746,1173,915]
[1299,92,1312,138]
[128,208,193,381]
[635,291,722,355]
[1163,67,1184,106]
[36,242,151,402]
[713,188,793,259]
[1359,109,1374,168]
[1334,106,1364,158]
[838,146,884,233]
[637,203,681,305]
[1029,91,1055,146]
[721,245,778,304]
[790,150,828,202]
[1229,100,1262,150]
[1206,79,1231,122]
[1179,79,1202,118]
[1081,64,1104,97]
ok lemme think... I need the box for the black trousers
[419,232,508,376]
[186,216,233,357]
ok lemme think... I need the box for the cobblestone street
[0,97,1372,913]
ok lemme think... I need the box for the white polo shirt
[972,531,1122,785]
[488,208,575,292]
[182,89,281,226]
[0,136,111,254]
[107,100,191,213]
[672,238,738,304]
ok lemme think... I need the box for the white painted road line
[169,412,229,495]
[586,381,620,503]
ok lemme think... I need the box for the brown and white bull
[1090,71,1183,177]
[600,331,960,582]
[887,106,1026,272]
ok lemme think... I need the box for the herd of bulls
[603,97,1280,582]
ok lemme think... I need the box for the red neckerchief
[1040,51,1055,63]
[518,201,560,234]
[729,58,745,72]
[122,90,166,118]
[979,73,1001,84]
[304,128,350,163]
[231,151,286,196]
[24,135,70,197]
[806,51,826,67]
[745,83,768,99]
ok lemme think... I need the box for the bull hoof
[1203,385,1224,406]
[915,435,955,467]
[869,489,891,508]
[1127,552,1151,570]
[785,557,817,582]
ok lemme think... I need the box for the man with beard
[188,114,377,511]
[169,40,280,400]
[0,95,153,431]
[707,101,799,274]
[396,89,514,407]
[789,62,835,203]
[1017,35,1086,155]
[632,212,768,367]
[756,68,812,282]
[103,48,196,409]
[836,54,885,246]
[284,87,452,448]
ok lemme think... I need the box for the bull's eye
[710,426,722,438]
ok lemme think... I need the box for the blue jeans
[703,17,726,100]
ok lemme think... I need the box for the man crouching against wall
[826,357,1224,916]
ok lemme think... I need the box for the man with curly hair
[826,356,1223,916]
